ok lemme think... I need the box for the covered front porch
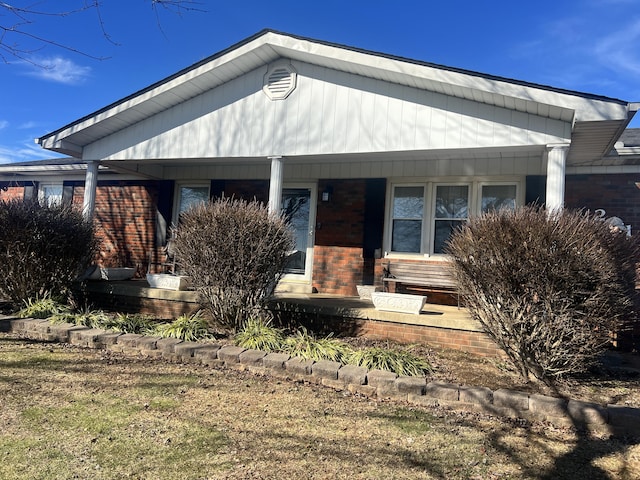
[83,279,498,357]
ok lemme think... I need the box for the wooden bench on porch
[382,260,460,306]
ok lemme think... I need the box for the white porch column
[82,160,100,221]
[545,144,570,214]
[268,155,284,214]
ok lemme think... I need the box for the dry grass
[1,335,639,480]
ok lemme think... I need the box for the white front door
[280,184,316,290]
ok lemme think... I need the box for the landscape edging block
[425,382,460,401]
[238,349,268,366]
[5,319,640,435]
[216,345,246,364]
[311,360,342,380]
[338,364,368,385]
[262,352,291,370]
[285,357,315,376]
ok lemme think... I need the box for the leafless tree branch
[0,1,204,64]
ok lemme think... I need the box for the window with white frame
[38,183,63,207]
[391,186,424,253]
[389,180,519,255]
[174,184,210,224]
[433,185,469,253]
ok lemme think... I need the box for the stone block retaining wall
[2,315,638,436]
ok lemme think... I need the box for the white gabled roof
[37,29,637,164]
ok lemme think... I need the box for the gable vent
[263,63,297,100]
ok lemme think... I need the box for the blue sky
[1,0,639,164]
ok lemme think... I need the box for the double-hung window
[389,180,519,256]
[391,186,424,253]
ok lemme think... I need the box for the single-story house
[1,29,639,299]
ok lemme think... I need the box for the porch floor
[270,293,480,332]
[85,280,480,333]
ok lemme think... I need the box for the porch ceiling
[98,145,548,180]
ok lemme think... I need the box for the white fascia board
[40,37,278,146]
[267,33,629,123]
[39,31,633,149]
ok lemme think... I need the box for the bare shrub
[446,206,640,383]
[173,197,295,332]
[0,199,97,307]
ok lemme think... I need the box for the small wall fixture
[321,185,333,202]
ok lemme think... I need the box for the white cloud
[18,121,38,130]
[594,19,640,76]
[0,138,54,164]
[0,120,8,130]
[25,56,92,85]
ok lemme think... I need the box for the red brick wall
[313,180,368,295]
[72,182,158,276]
[565,173,640,230]
[0,186,25,202]
[312,246,364,296]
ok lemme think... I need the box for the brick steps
[1,314,638,436]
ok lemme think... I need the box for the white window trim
[384,176,523,258]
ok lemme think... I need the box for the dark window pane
[435,185,468,219]
[393,186,424,218]
[481,185,516,212]
[392,219,422,253]
[434,219,465,253]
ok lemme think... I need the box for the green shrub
[17,294,71,319]
[173,197,295,332]
[446,206,640,383]
[152,311,213,341]
[282,327,351,363]
[234,317,285,351]
[0,199,97,307]
[347,347,432,377]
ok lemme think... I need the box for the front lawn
[1,337,638,479]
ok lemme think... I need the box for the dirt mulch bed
[340,336,640,408]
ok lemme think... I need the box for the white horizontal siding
[84,60,571,161]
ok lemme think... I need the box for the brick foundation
[357,319,500,357]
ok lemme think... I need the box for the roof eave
[36,30,635,155]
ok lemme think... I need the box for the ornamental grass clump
[152,311,213,341]
[17,294,71,319]
[282,327,352,363]
[173,197,295,332]
[347,347,432,377]
[446,206,640,384]
[101,313,157,334]
[50,307,111,328]
[234,316,285,352]
[0,198,97,307]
